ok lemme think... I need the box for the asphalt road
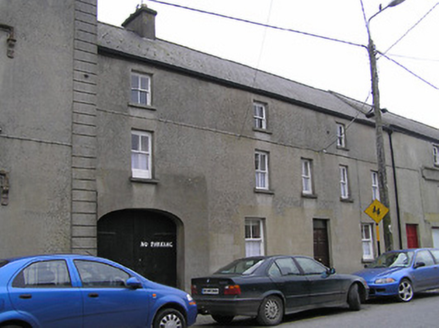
[193,290,439,328]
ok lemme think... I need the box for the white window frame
[371,171,380,200]
[131,72,151,106]
[434,144,439,166]
[336,123,346,148]
[245,219,265,257]
[253,102,267,130]
[131,130,152,179]
[361,223,374,261]
[255,151,269,190]
[301,159,313,195]
[339,165,349,199]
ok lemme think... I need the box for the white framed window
[336,123,346,148]
[361,223,374,261]
[339,165,349,199]
[245,219,265,257]
[253,102,267,130]
[255,151,269,190]
[131,72,151,106]
[371,171,380,200]
[301,159,313,195]
[131,130,152,179]
[434,144,439,166]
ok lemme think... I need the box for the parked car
[353,248,439,302]
[191,255,368,326]
[0,254,197,328]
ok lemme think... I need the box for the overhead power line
[146,0,364,48]
[146,0,438,91]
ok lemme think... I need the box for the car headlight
[375,277,396,284]
[186,294,194,302]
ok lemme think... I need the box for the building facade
[1,1,439,291]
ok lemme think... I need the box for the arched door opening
[97,209,180,287]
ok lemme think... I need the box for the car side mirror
[322,268,336,277]
[414,262,425,269]
[126,277,142,289]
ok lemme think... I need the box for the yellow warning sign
[364,199,389,224]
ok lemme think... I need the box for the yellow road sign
[364,199,389,224]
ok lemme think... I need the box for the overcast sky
[98,0,439,128]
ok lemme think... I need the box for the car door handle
[88,293,99,298]
[19,294,32,299]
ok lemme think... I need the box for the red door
[406,224,419,249]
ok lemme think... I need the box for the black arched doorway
[98,209,178,287]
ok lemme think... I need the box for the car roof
[1,253,101,263]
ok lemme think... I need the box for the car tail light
[191,285,198,295]
[224,284,241,295]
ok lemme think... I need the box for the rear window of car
[430,250,439,263]
[216,259,264,275]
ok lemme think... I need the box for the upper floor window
[131,130,152,179]
[371,171,380,201]
[245,219,265,257]
[253,102,267,130]
[255,151,269,190]
[433,144,439,166]
[336,123,346,148]
[131,72,151,106]
[339,165,349,199]
[301,159,313,195]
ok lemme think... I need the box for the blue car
[0,254,197,328]
[353,248,439,302]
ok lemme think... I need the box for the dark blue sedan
[353,248,439,302]
[0,254,197,328]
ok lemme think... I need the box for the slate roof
[97,22,439,142]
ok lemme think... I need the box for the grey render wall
[0,1,75,256]
[96,49,397,278]
[0,0,98,257]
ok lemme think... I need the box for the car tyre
[396,279,414,302]
[257,295,283,326]
[347,283,361,311]
[212,315,234,324]
[153,308,186,328]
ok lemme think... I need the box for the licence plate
[202,288,219,295]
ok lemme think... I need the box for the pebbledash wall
[1,1,439,291]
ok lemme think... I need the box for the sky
[98,0,439,128]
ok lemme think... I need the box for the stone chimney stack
[122,4,157,39]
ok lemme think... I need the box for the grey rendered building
[1,1,439,291]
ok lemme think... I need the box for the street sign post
[365,199,389,256]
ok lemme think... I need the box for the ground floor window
[361,223,374,261]
[245,219,265,257]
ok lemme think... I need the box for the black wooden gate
[98,209,177,287]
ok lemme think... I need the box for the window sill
[128,102,157,111]
[302,193,317,199]
[253,128,272,135]
[336,146,350,151]
[340,197,354,203]
[254,188,274,195]
[130,177,159,184]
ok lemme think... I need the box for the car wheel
[153,308,186,328]
[212,315,234,324]
[347,283,361,311]
[397,279,414,302]
[257,295,283,326]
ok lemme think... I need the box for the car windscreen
[368,251,414,268]
[215,259,265,275]
[0,260,9,268]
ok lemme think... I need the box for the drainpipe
[388,130,403,249]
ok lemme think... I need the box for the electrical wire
[146,0,364,49]
[381,2,439,57]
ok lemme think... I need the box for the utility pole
[364,0,406,251]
